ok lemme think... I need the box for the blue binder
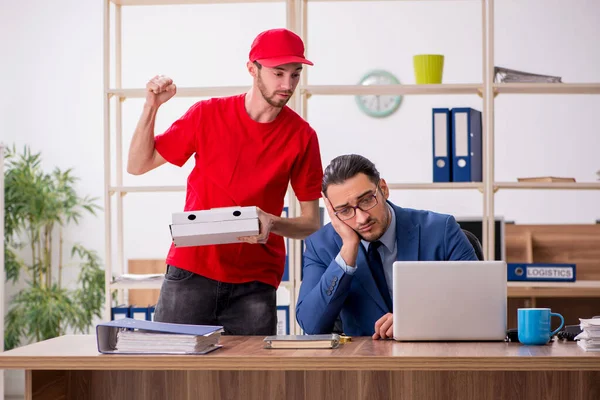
[129,305,148,320]
[507,263,576,282]
[282,206,289,281]
[451,108,482,182]
[96,318,224,354]
[276,305,290,335]
[147,305,156,321]
[111,304,130,320]
[300,240,304,281]
[432,108,452,182]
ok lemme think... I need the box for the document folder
[451,108,482,182]
[276,305,290,335]
[96,318,224,354]
[282,206,290,281]
[432,108,452,182]
[111,304,130,320]
[507,263,576,282]
[129,305,148,321]
[147,305,156,321]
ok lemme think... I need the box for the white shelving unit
[102,0,600,333]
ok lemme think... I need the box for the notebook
[263,334,340,349]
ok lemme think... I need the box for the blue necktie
[367,241,393,311]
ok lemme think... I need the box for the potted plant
[3,145,105,350]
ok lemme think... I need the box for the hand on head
[322,192,361,246]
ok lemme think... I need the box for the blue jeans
[153,265,277,335]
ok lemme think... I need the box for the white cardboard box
[170,206,259,247]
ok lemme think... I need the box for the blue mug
[517,308,564,345]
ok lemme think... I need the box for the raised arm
[126,75,176,175]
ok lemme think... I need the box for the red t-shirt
[154,94,323,288]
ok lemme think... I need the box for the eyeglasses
[334,187,379,221]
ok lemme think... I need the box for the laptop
[392,261,507,341]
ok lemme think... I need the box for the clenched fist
[145,74,177,108]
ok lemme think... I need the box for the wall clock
[355,70,402,118]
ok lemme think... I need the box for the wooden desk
[0,335,599,400]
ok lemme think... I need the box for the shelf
[110,0,474,5]
[387,182,483,190]
[494,83,600,95]
[109,183,485,194]
[110,277,163,290]
[301,84,482,96]
[495,182,600,190]
[110,276,296,291]
[107,84,482,99]
[110,0,281,5]
[110,278,600,297]
[107,86,249,99]
[507,280,600,298]
[109,185,186,194]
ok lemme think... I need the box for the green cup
[413,54,444,84]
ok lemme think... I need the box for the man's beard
[355,217,382,242]
[257,73,293,108]
[355,207,390,242]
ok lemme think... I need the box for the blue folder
[282,206,290,281]
[147,305,156,321]
[129,305,148,320]
[432,108,452,182]
[451,108,482,182]
[276,305,291,335]
[110,304,130,320]
[507,263,576,282]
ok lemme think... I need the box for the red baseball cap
[249,28,313,68]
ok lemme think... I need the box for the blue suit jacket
[296,202,478,336]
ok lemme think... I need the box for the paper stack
[575,317,600,352]
[116,330,221,354]
[113,273,163,282]
[494,66,562,83]
[96,318,224,355]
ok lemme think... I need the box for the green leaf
[3,144,106,347]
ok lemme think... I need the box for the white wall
[1,0,599,396]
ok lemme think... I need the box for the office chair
[332,317,344,334]
[462,229,484,261]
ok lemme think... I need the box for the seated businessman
[296,154,478,339]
